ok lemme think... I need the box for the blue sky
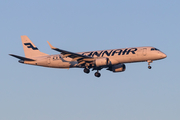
[1,0,180,120]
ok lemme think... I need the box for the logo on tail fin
[24,43,38,50]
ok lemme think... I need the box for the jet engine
[107,63,126,72]
[94,58,110,67]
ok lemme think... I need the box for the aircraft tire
[95,72,101,77]
[84,68,90,74]
[148,66,152,69]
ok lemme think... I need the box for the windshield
[151,48,160,51]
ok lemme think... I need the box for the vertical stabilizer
[21,35,48,58]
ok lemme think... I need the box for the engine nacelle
[108,63,126,72]
[94,58,109,67]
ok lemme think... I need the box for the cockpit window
[151,48,160,51]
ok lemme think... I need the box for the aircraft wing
[47,41,94,63]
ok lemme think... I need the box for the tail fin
[21,35,48,58]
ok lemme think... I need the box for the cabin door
[143,48,147,56]
[47,57,51,64]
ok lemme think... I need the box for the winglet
[47,41,56,49]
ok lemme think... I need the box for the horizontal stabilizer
[9,54,35,61]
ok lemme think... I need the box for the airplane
[9,35,167,77]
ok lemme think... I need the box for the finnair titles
[10,36,167,77]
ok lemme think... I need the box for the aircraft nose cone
[161,53,167,58]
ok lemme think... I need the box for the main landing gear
[83,68,101,77]
[94,71,101,77]
[84,68,90,74]
[147,60,153,69]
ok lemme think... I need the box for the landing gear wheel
[148,66,152,69]
[95,72,101,77]
[84,68,90,74]
[147,60,153,69]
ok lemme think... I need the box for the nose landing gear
[147,60,153,69]
[148,66,152,69]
